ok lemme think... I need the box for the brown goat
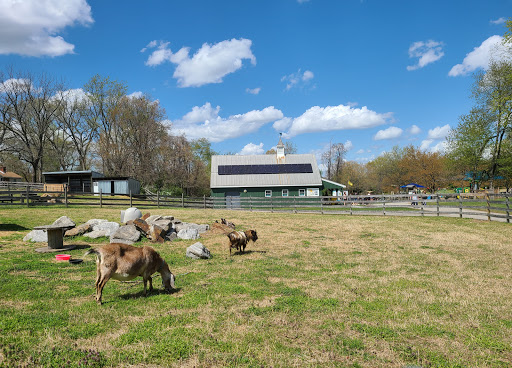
[85,243,175,305]
[227,230,258,255]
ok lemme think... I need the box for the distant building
[0,166,23,182]
[43,170,140,194]
[210,137,345,201]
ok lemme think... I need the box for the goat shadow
[118,287,181,301]
[232,250,267,256]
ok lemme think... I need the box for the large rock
[121,207,142,223]
[132,218,150,235]
[110,224,140,243]
[92,222,119,237]
[177,228,199,240]
[52,216,75,229]
[24,230,47,242]
[147,224,166,243]
[186,242,211,259]
[150,219,173,233]
[64,223,92,237]
[175,222,209,234]
[84,230,108,239]
[86,219,108,227]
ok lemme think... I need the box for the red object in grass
[55,254,71,261]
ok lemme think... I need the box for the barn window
[265,190,272,197]
[299,189,305,197]
[282,189,289,197]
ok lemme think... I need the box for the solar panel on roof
[218,164,313,175]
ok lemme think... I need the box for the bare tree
[322,141,346,181]
[0,69,64,182]
[53,89,99,170]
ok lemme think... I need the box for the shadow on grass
[0,223,29,231]
[232,250,268,255]
[118,287,182,301]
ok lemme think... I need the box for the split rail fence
[0,183,510,223]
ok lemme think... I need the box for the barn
[210,138,345,200]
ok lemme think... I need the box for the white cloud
[420,139,447,153]
[490,17,507,25]
[0,78,33,93]
[53,88,87,103]
[344,140,353,151]
[274,104,391,138]
[407,40,444,71]
[420,139,434,151]
[246,87,261,95]
[408,125,421,135]
[419,124,450,152]
[140,40,158,53]
[127,91,144,99]
[238,142,265,155]
[282,69,315,90]
[168,103,283,142]
[0,0,93,57]
[449,35,507,77]
[427,124,450,139]
[144,41,173,66]
[373,126,403,140]
[143,38,256,87]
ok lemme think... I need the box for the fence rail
[0,187,510,223]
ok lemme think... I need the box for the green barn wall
[211,186,322,197]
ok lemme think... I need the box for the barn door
[225,192,241,209]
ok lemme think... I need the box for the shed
[93,177,140,195]
[43,170,104,193]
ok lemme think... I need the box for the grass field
[1,206,512,367]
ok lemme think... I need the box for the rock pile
[24,211,210,245]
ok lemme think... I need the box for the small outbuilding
[43,170,140,194]
[93,177,141,195]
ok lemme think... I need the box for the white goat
[85,243,175,305]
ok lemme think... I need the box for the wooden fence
[1,186,510,223]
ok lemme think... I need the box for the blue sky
[0,0,510,165]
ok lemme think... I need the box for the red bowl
[55,254,71,261]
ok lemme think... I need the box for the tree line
[0,70,213,196]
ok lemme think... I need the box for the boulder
[177,228,199,240]
[166,232,177,241]
[133,218,150,235]
[147,224,166,243]
[86,219,108,227]
[150,219,173,233]
[84,230,108,239]
[64,223,92,237]
[186,242,211,259]
[92,222,119,237]
[52,216,76,229]
[110,224,140,243]
[175,222,209,234]
[24,230,47,242]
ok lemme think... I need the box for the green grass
[1,206,512,367]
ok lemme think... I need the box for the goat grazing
[227,229,258,255]
[85,243,175,305]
